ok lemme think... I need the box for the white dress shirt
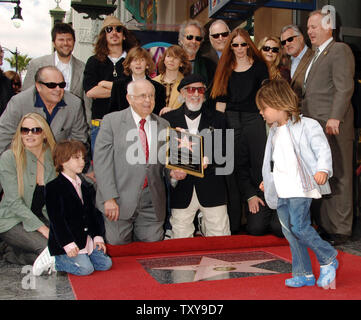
[55,52,72,91]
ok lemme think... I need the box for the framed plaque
[166,127,204,178]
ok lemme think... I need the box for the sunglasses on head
[185,35,203,42]
[105,25,123,34]
[280,35,299,46]
[210,32,229,39]
[184,86,206,94]
[231,42,248,48]
[262,46,280,53]
[20,127,43,135]
[39,81,66,89]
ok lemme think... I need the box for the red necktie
[139,119,149,188]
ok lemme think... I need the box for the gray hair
[178,20,205,46]
[280,24,302,38]
[209,19,230,34]
[34,65,64,83]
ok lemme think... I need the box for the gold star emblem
[175,135,196,153]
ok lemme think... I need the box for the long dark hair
[210,27,264,98]
[94,26,139,62]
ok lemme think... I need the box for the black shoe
[327,234,350,246]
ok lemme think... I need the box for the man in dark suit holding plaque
[162,74,230,239]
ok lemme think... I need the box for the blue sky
[0,0,71,72]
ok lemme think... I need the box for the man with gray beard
[162,74,230,239]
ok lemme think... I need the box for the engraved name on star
[153,256,278,282]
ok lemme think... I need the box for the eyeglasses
[262,46,280,53]
[185,35,203,42]
[210,32,229,39]
[130,93,155,101]
[105,25,123,34]
[20,127,43,135]
[280,35,299,46]
[231,42,248,48]
[184,87,206,95]
[38,81,66,89]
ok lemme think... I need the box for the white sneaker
[164,229,173,240]
[32,247,56,276]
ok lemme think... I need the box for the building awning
[208,0,317,21]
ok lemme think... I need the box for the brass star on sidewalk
[153,256,278,282]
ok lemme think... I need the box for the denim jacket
[262,116,332,210]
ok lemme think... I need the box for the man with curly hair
[83,16,138,153]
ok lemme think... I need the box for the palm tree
[5,53,32,77]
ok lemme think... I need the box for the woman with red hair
[210,27,277,237]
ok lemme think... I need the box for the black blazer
[109,75,166,115]
[45,173,105,256]
[162,104,227,209]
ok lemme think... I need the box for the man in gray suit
[22,23,91,124]
[280,24,313,102]
[0,66,88,155]
[303,10,355,245]
[94,79,182,245]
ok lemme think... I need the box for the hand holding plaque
[166,127,204,178]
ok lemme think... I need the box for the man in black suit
[162,74,230,238]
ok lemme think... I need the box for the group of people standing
[0,8,356,290]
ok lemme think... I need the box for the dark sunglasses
[20,127,43,135]
[105,25,123,33]
[262,46,280,53]
[210,32,229,39]
[280,35,299,46]
[39,81,66,89]
[185,35,203,42]
[231,42,248,48]
[184,86,206,94]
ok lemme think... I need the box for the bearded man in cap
[83,15,138,152]
[162,74,231,239]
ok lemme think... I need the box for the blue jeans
[90,124,100,157]
[55,248,112,276]
[277,197,337,277]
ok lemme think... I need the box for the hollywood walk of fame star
[175,135,196,153]
[152,256,278,282]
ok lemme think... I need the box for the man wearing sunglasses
[202,20,230,64]
[178,20,216,86]
[83,15,137,153]
[162,74,230,239]
[280,24,313,101]
[0,66,88,156]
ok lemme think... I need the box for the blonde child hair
[256,78,300,123]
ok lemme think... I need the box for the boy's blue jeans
[277,197,337,277]
[55,248,112,276]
